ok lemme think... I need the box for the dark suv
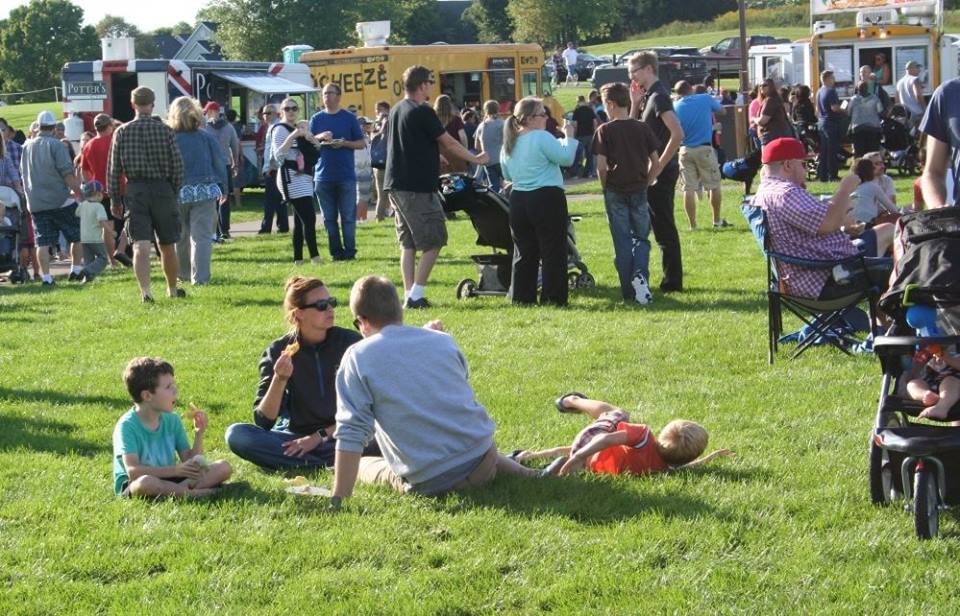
[699,35,789,75]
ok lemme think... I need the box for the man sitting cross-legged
[331,275,535,505]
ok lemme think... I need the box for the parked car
[699,35,790,75]
[545,52,612,82]
[592,47,708,90]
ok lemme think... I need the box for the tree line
[2,0,954,100]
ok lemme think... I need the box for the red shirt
[80,133,113,194]
[589,423,669,475]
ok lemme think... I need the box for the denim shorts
[32,203,80,247]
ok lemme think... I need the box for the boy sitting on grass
[113,357,232,498]
[516,393,732,477]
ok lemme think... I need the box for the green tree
[507,0,618,45]
[0,0,99,98]
[464,0,514,43]
[95,14,159,58]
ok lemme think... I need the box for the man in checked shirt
[753,137,894,301]
[107,86,185,303]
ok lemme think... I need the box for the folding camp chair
[741,196,883,364]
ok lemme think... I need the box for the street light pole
[738,0,750,97]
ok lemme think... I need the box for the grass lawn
[1,101,64,132]
[3,168,959,613]
[585,27,811,57]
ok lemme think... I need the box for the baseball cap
[131,86,155,106]
[905,60,922,70]
[81,180,103,200]
[203,101,221,113]
[36,110,57,127]
[93,113,113,129]
[761,137,814,165]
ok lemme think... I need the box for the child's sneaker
[713,219,733,229]
[631,273,652,305]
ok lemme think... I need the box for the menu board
[823,48,854,83]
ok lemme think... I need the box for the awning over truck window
[212,71,317,94]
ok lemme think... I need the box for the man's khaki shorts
[679,145,722,192]
[388,190,448,252]
[357,445,499,495]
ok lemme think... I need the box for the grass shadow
[0,386,130,409]
[0,414,105,456]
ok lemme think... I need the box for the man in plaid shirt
[107,86,184,303]
[753,137,894,299]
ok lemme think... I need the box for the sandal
[555,391,586,413]
[509,449,525,461]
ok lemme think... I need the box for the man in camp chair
[754,137,894,300]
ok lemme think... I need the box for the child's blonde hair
[657,420,708,465]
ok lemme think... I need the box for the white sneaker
[631,273,652,305]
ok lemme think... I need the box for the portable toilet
[282,45,314,64]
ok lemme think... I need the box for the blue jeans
[604,189,652,300]
[483,164,502,192]
[315,180,357,259]
[572,136,595,177]
[817,120,842,181]
[224,423,335,470]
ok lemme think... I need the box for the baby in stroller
[906,344,960,420]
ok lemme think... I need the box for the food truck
[301,21,547,117]
[748,0,959,98]
[61,37,318,184]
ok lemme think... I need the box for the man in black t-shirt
[628,51,686,292]
[384,65,487,309]
[571,96,599,178]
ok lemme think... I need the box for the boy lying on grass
[112,357,232,498]
[515,393,733,477]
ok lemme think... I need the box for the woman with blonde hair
[434,94,468,172]
[167,96,227,284]
[224,275,378,470]
[500,97,577,306]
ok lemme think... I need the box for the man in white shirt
[896,60,926,130]
[562,42,579,85]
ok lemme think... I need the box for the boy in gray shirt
[332,275,534,504]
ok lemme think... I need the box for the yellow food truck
[300,21,546,116]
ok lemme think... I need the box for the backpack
[880,207,960,331]
[370,132,387,169]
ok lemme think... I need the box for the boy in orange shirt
[516,393,732,476]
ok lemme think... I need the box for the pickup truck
[591,47,708,91]
[699,35,790,76]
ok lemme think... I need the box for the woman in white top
[272,97,321,264]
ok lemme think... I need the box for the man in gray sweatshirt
[332,275,533,503]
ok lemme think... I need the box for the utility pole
[738,0,750,98]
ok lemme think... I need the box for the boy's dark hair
[403,65,433,93]
[600,82,630,109]
[124,357,174,402]
[854,158,875,182]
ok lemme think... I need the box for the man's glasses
[352,317,361,331]
[302,297,337,311]
[282,106,299,112]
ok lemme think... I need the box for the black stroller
[0,186,27,284]
[870,208,960,539]
[881,106,921,177]
[438,173,593,299]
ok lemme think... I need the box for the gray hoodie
[203,117,239,167]
[334,324,495,487]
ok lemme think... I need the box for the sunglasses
[282,106,299,112]
[352,317,361,331]
[302,297,338,311]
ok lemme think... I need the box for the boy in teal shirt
[113,357,232,498]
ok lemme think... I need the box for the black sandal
[555,391,585,413]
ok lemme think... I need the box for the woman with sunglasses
[500,97,577,306]
[225,276,378,469]
[272,97,321,264]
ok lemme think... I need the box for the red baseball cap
[202,101,221,113]
[761,137,813,165]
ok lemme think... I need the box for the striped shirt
[107,113,183,197]
[754,175,858,299]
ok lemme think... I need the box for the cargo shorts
[125,180,181,245]
[388,190,448,252]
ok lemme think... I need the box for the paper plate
[286,485,332,497]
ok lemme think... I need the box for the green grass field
[0,101,64,132]
[3,166,960,613]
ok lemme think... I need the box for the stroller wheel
[913,466,940,540]
[568,272,580,289]
[456,278,477,300]
[575,272,596,289]
[869,439,899,505]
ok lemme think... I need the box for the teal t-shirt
[500,130,577,192]
[112,408,190,495]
